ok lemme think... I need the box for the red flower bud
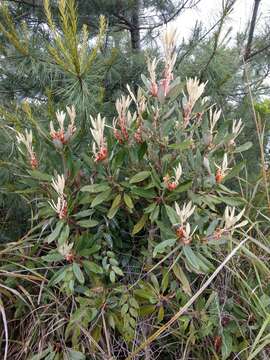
[215,169,223,183]
[95,146,108,162]
[150,82,158,97]
[30,155,38,169]
[114,129,123,144]
[59,200,68,219]
[65,252,74,262]
[214,336,222,353]
[134,128,143,144]
[167,181,177,191]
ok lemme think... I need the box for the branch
[199,0,237,79]
[244,0,262,61]
[113,0,203,32]
[159,0,201,26]
[176,3,234,67]
[245,43,270,61]
[6,0,44,7]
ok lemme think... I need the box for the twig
[102,311,112,359]
[0,296,8,360]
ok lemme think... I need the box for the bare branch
[244,0,262,61]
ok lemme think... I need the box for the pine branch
[245,43,270,61]
[5,0,44,7]
[199,0,236,79]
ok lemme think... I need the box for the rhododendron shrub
[7,28,251,358]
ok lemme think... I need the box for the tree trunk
[130,0,141,51]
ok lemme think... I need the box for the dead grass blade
[125,237,249,360]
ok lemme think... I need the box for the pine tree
[0,0,108,240]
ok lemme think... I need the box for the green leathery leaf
[124,193,134,209]
[131,187,156,198]
[129,307,138,318]
[49,267,68,286]
[224,160,245,181]
[165,205,179,225]
[42,251,64,263]
[141,73,150,88]
[73,209,94,218]
[153,238,177,257]
[168,139,193,150]
[222,332,233,359]
[150,204,160,222]
[172,263,192,296]
[91,189,111,207]
[46,221,64,244]
[139,305,156,316]
[121,304,129,316]
[234,141,252,153]
[183,246,210,273]
[81,183,110,193]
[110,270,116,283]
[218,195,245,206]
[132,214,148,235]
[129,171,151,184]
[137,141,148,160]
[157,305,164,322]
[161,270,169,293]
[107,194,122,219]
[66,349,86,360]
[183,246,202,273]
[28,346,54,360]
[144,203,157,214]
[134,288,156,301]
[72,262,85,284]
[27,170,52,182]
[174,180,192,193]
[82,260,103,274]
[77,219,99,228]
[112,266,124,276]
[150,167,162,188]
[58,224,70,245]
[78,244,101,257]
